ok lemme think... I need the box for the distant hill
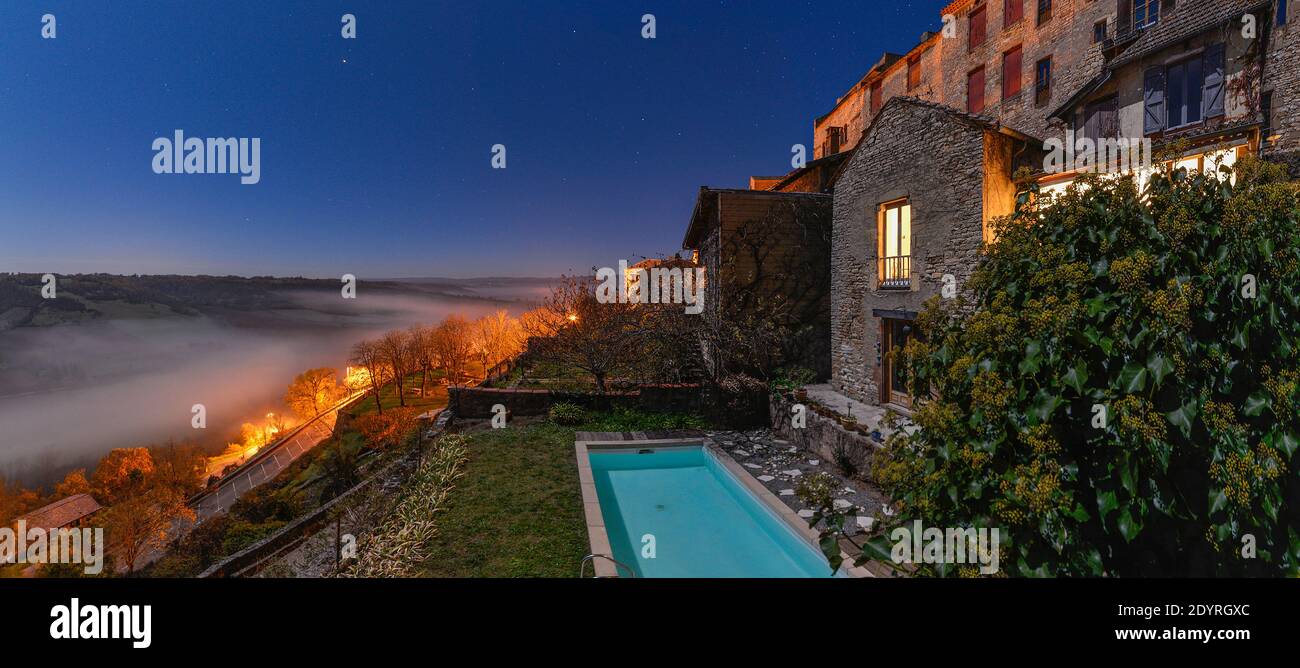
[0,273,548,330]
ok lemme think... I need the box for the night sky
[0,0,934,278]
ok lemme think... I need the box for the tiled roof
[1110,0,1271,68]
[14,493,102,530]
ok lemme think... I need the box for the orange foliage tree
[90,448,155,504]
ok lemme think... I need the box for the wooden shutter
[1118,0,1133,36]
[1202,42,1225,118]
[1143,66,1165,134]
[968,67,986,113]
[1003,46,1023,98]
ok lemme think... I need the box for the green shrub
[548,401,587,426]
[867,159,1300,576]
[769,366,816,395]
[220,519,287,556]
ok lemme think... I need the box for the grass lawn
[347,373,454,418]
[418,421,588,577]
[418,409,706,578]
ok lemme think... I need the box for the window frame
[1093,19,1108,43]
[1134,0,1161,29]
[1035,56,1052,105]
[907,55,922,91]
[1037,0,1053,26]
[1166,54,1205,130]
[869,80,883,115]
[876,198,912,291]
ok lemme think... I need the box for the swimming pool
[577,440,852,578]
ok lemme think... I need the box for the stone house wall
[1264,3,1300,167]
[938,0,1115,141]
[830,99,991,405]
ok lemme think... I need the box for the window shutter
[1143,66,1165,134]
[1118,0,1133,36]
[1202,42,1225,118]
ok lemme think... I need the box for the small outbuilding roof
[13,493,103,530]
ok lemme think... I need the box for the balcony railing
[879,255,911,290]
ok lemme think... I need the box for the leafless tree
[524,275,643,393]
[349,339,390,414]
[376,329,414,407]
[432,315,475,384]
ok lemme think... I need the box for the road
[190,392,364,522]
[129,392,364,572]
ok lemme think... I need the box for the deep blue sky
[0,0,935,278]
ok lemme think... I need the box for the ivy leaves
[872,163,1300,577]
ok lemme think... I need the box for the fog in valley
[0,286,537,488]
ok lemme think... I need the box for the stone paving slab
[704,428,891,538]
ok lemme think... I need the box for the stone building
[682,188,833,378]
[823,0,1298,409]
[682,0,1299,405]
[830,97,1038,406]
[1040,0,1283,196]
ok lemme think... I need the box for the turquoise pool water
[588,445,840,578]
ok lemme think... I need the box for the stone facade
[937,0,1115,141]
[812,0,1117,159]
[1264,2,1300,167]
[683,188,834,378]
[830,98,1026,405]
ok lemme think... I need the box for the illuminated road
[190,392,364,522]
[192,416,338,520]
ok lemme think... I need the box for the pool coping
[574,436,871,578]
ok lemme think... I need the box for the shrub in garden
[548,401,587,426]
[769,366,816,396]
[868,159,1300,576]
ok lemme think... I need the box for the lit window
[878,199,912,289]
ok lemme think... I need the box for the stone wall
[769,393,884,483]
[830,99,989,406]
[1265,6,1300,168]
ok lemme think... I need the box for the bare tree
[103,486,194,574]
[284,367,343,420]
[432,315,475,384]
[376,329,414,408]
[147,440,206,499]
[524,275,642,393]
[349,339,390,415]
[474,310,523,372]
[408,324,436,398]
